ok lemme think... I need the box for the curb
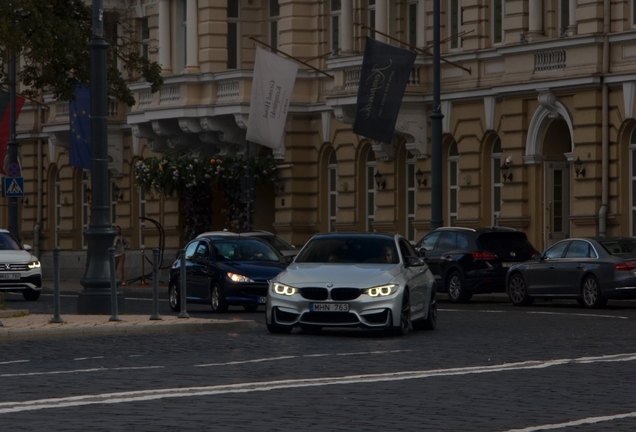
[0,309,29,319]
[0,319,259,341]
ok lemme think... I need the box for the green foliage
[0,0,163,105]
[134,155,278,240]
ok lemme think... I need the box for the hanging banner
[0,91,26,175]
[353,37,417,144]
[69,86,92,170]
[246,47,298,150]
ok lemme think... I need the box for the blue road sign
[4,177,24,197]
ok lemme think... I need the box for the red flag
[0,92,26,175]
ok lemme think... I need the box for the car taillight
[472,251,498,260]
[614,261,636,271]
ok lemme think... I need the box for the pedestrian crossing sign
[4,177,24,198]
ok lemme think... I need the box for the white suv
[0,229,42,300]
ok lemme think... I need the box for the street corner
[0,313,260,341]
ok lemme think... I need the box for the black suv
[415,226,538,302]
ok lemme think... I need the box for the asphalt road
[2,293,636,431]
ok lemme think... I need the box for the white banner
[246,47,298,150]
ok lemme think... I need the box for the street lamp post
[78,0,122,313]
[430,0,444,230]
[7,52,20,242]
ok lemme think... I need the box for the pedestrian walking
[113,225,130,285]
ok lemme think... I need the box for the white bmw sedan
[266,233,437,336]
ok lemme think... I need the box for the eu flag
[69,86,91,170]
[353,37,417,144]
[0,91,26,175]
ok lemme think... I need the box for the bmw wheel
[507,273,534,306]
[210,283,228,313]
[392,289,411,336]
[168,283,180,312]
[581,275,607,309]
[414,296,437,331]
[447,271,471,303]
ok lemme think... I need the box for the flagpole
[78,0,122,314]
[248,36,334,79]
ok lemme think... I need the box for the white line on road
[0,360,29,365]
[501,411,636,431]
[195,350,411,367]
[1,352,634,414]
[440,308,629,319]
[1,365,163,378]
[74,356,104,361]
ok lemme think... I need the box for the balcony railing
[535,49,566,73]
[217,79,240,102]
[344,66,421,90]
[160,84,181,105]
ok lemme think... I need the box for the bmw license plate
[0,273,19,280]
[502,262,515,268]
[259,296,267,304]
[310,303,349,312]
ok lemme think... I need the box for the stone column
[341,0,353,54]
[376,0,388,43]
[567,0,577,36]
[417,0,426,48]
[185,0,199,71]
[158,0,171,73]
[528,0,543,38]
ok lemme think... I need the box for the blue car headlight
[227,272,254,283]
[28,261,41,269]
[271,282,297,296]
[365,284,398,297]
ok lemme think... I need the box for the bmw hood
[276,263,401,288]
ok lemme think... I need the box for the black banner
[353,37,417,144]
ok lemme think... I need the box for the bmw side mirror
[405,256,425,267]
[23,244,33,251]
[281,255,294,265]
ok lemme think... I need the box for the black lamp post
[78,0,122,313]
[430,0,444,230]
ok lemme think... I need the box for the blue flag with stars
[69,86,91,170]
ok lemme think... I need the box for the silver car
[266,233,437,335]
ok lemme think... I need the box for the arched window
[492,137,502,225]
[448,140,459,226]
[366,148,376,231]
[328,150,338,232]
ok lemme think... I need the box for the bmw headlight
[28,261,41,269]
[365,284,398,297]
[227,273,254,283]
[271,282,297,296]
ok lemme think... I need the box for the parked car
[415,226,538,302]
[506,237,636,308]
[266,232,437,336]
[0,229,42,301]
[196,230,297,256]
[169,235,289,312]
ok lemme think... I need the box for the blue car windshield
[295,237,398,264]
[213,239,280,262]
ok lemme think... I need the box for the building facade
[7,0,636,277]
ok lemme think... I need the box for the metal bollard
[109,247,121,322]
[50,246,64,323]
[140,249,147,285]
[149,248,162,320]
[178,249,189,318]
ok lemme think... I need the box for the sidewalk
[0,279,258,341]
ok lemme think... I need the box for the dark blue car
[169,235,289,312]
